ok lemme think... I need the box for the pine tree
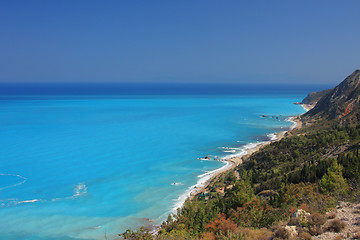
[319,159,348,197]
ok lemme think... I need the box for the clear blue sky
[0,1,359,84]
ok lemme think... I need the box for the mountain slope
[303,70,360,123]
[301,89,331,106]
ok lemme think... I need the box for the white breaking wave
[285,117,297,130]
[267,133,278,141]
[223,150,236,153]
[172,161,232,212]
[73,183,87,198]
[173,115,297,213]
[1,182,88,208]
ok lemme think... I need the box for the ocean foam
[172,126,289,211]
[172,161,232,212]
[285,117,297,130]
[73,183,87,198]
[267,133,278,141]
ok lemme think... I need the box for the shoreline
[173,104,309,211]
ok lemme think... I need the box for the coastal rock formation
[302,70,360,123]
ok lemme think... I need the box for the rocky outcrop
[302,70,360,123]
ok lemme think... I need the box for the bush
[308,226,324,236]
[273,227,288,239]
[308,213,327,226]
[298,231,312,240]
[328,219,346,232]
[205,213,238,237]
[288,217,301,227]
[328,212,337,219]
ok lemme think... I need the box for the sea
[0,83,328,240]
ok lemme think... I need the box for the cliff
[302,70,360,123]
[301,89,331,106]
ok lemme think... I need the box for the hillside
[120,70,360,240]
[301,89,331,106]
[303,70,360,123]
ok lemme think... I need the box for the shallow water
[0,86,311,240]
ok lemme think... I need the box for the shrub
[205,213,238,237]
[201,232,216,240]
[308,226,324,236]
[334,236,343,240]
[119,227,152,240]
[308,213,327,226]
[328,219,346,232]
[288,217,301,227]
[298,231,312,240]
[273,227,288,239]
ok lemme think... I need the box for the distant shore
[183,103,310,203]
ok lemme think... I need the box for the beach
[182,104,310,205]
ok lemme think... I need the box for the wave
[73,183,87,198]
[172,161,232,212]
[285,117,297,130]
[0,173,27,191]
[1,182,88,208]
[172,115,297,212]
[267,133,278,141]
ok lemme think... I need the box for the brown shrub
[274,227,288,239]
[308,226,324,236]
[334,236,343,240]
[328,219,346,233]
[298,231,311,240]
[288,217,301,227]
[309,213,327,226]
[205,213,238,236]
[298,203,310,212]
[201,232,216,240]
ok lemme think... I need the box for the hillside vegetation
[120,71,360,240]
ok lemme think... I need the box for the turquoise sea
[0,83,325,240]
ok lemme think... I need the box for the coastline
[173,104,309,211]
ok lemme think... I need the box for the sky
[0,1,359,84]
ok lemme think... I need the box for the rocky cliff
[301,89,331,106]
[302,70,360,123]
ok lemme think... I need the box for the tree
[319,159,348,197]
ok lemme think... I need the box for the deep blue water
[0,83,324,240]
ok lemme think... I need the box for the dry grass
[237,228,272,240]
[334,236,344,240]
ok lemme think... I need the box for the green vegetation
[120,122,360,239]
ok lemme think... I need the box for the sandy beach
[186,105,309,201]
